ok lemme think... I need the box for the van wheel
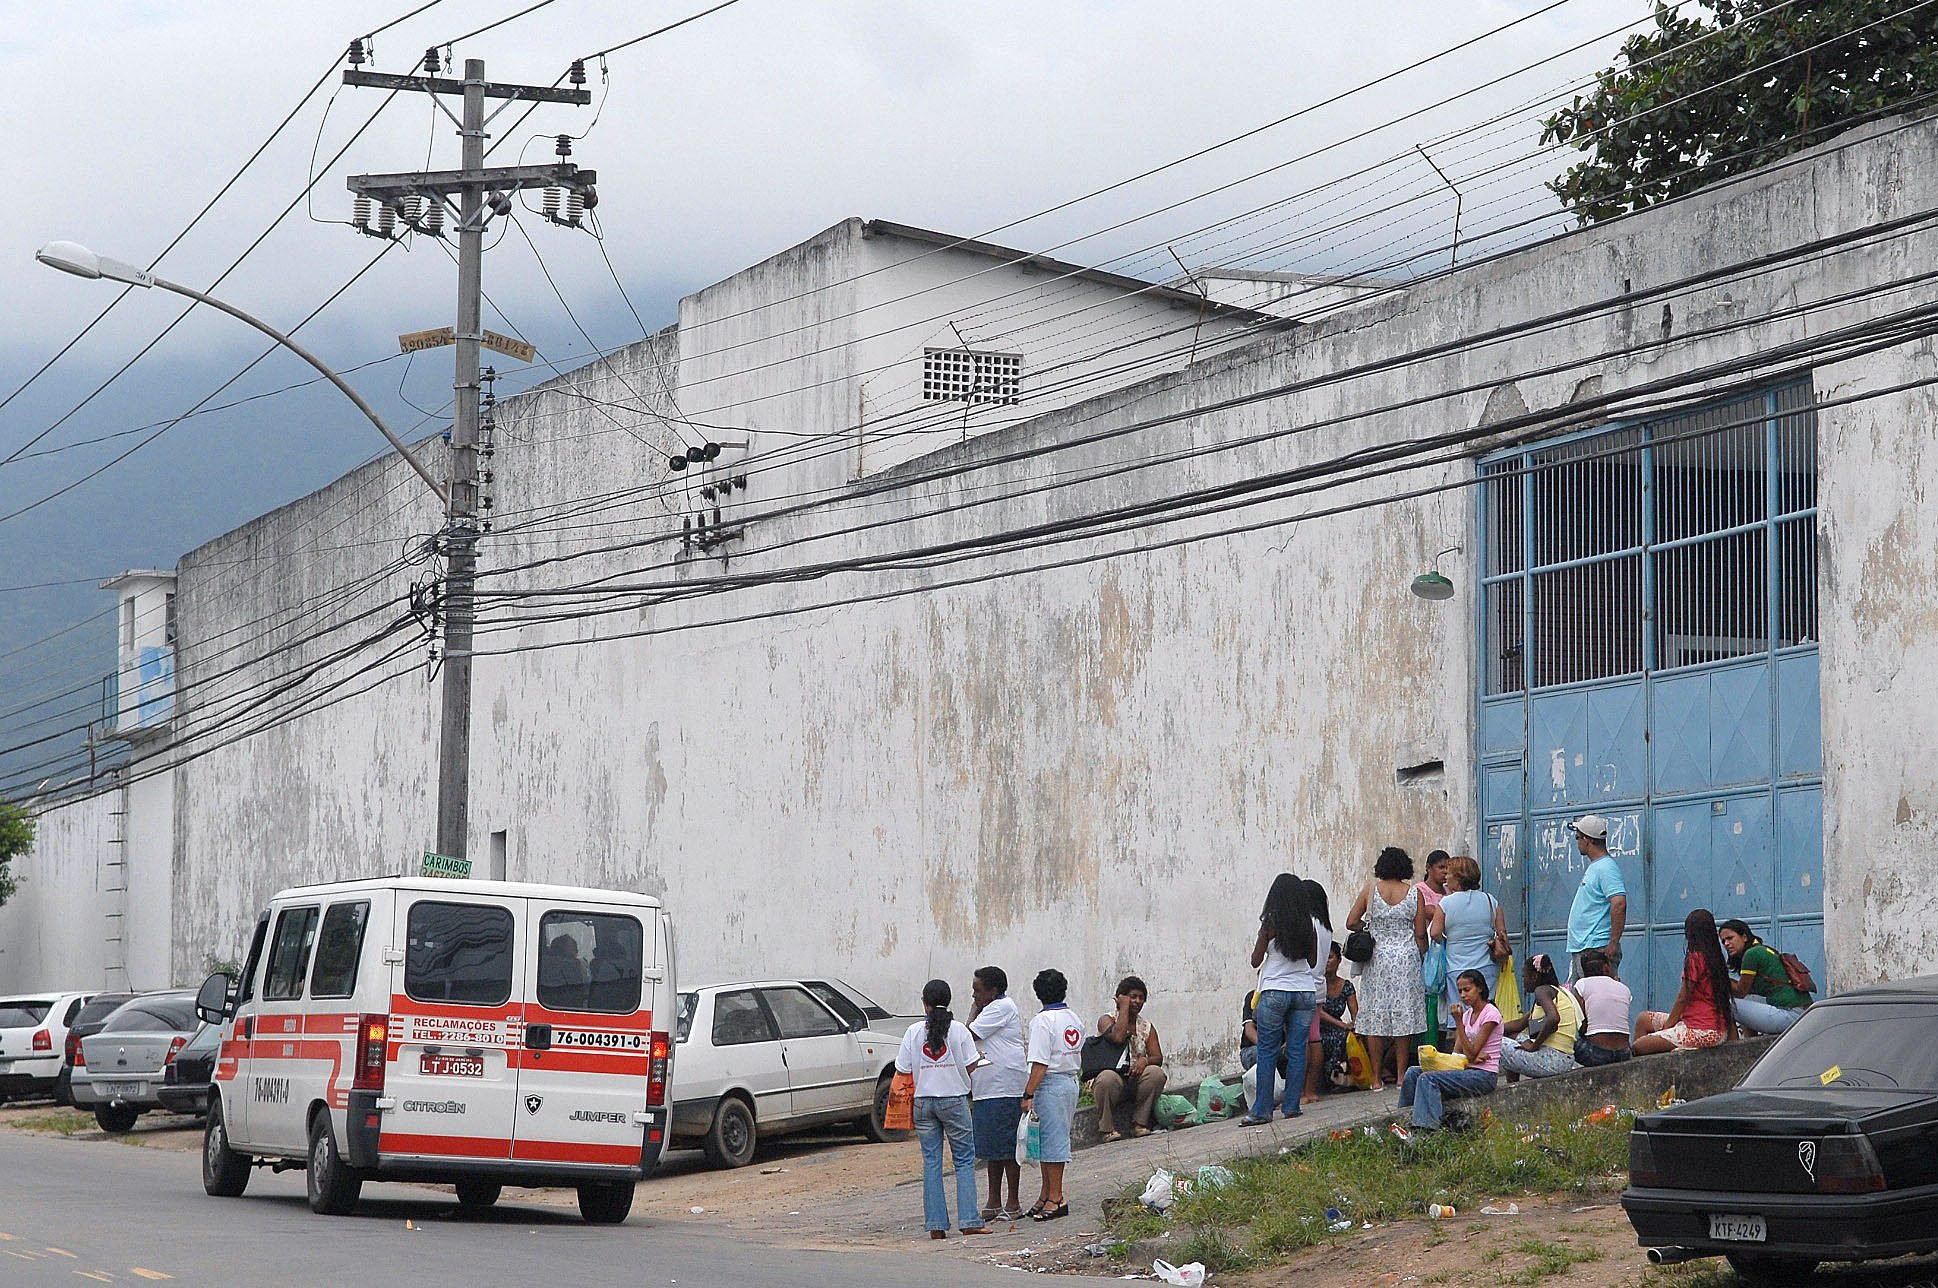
[860,1071,905,1143]
[577,1180,635,1224]
[702,1097,757,1169]
[1725,1255,1817,1286]
[306,1113,363,1216]
[202,1101,251,1197]
[94,1104,140,1134]
[454,1179,502,1210]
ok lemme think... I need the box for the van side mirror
[195,971,236,1025]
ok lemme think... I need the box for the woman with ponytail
[897,979,988,1238]
[1633,909,1738,1053]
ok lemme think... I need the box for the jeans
[1734,994,1803,1035]
[914,1095,981,1231]
[1398,1066,1498,1130]
[1251,988,1317,1119]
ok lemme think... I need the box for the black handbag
[1079,1032,1126,1080]
[1344,928,1375,964]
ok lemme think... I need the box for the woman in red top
[1633,909,1738,1053]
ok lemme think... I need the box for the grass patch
[11,1108,95,1135]
[1500,1237,1602,1285]
[1107,1104,1633,1272]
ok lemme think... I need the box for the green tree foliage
[0,801,31,907]
[1542,1,1938,224]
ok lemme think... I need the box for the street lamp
[35,239,473,861]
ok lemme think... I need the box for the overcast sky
[0,0,1650,781]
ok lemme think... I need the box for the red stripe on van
[512,1139,642,1167]
[379,1132,514,1160]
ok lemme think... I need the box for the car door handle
[525,1023,553,1051]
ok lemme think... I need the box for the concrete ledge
[1442,1037,1773,1129]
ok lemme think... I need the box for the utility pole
[341,48,595,860]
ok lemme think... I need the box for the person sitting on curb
[1091,975,1164,1141]
[1718,919,1811,1035]
[1238,988,1286,1076]
[1570,948,1633,1068]
[1397,969,1501,1132]
[1500,954,1581,1081]
[1633,909,1738,1053]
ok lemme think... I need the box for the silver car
[72,990,198,1132]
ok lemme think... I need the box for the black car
[155,1023,219,1117]
[54,992,136,1106]
[1623,976,1938,1284]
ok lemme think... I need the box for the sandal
[1032,1203,1071,1222]
[980,1206,1001,1223]
[1099,1130,1122,1143]
[1131,1125,1153,1137]
[961,1226,991,1236]
[1021,1202,1048,1220]
[1239,1115,1272,1127]
[930,1230,948,1240]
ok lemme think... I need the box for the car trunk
[0,1004,55,1062]
[1639,1089,1935,1192]
[81,1032,180,1078]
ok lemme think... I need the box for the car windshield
[1739,1001,1938,1091]
[101,997,197,1034]
[675,993,697,1044]
[0,1002,52,1027]
[831,981,895,1021]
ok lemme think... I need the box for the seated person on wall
[1239,988,1287,1076]
[1570,948,1634,1068]
[1091,976,1165,1142]
[1718,919,1811,1035]
[1500,953,1582,1081]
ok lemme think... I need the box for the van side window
[537,911,643,1014]
[406,902,514,1006]
[310,901,371,999]
[263,906,321,1002]
[236,915,271,1006]
[711,990,777,1046]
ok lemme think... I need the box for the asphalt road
[0,1132,1038,1287]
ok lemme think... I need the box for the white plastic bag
[1016,1109,1040,1169]
[1152,1259,1207,1287]
[1139,1167,1177,1213]
[1242,1062,1258,1111]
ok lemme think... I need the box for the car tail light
[353,1014,389,1093]
[646,1031,671,1107]
[70,1033,86,1067]
[1815,1135,1887,1194]
[1627,1131,1661,1187]
[31,1028,51,1053]
[164,1036,187,1065]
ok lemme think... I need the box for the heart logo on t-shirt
[1062,1024,1082,1048]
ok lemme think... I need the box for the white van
[194,877,675,1224]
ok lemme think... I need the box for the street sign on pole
[399,326,457,354]
[481,330,537,363]
[422,850,472,880]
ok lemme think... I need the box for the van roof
[267,876,665,908]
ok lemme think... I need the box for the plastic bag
[1156,1093,1200,1128]
[1197,1074,1238,1121]
[1419,1044,1469,1073]
[1344,1033,1376,1088]
[1195,1164,1235,1191]
[1152,1260,1207,1287]
[1016,1109,1041,1168]
[884,1071,914,1131]
[1494,958,1524,1024]
[1140,1168,1177,1213]
[1421,939,1449,994]
[1242,1061,1258,1110]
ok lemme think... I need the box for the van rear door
[512,901,655,1170]
[385,892,527,1164]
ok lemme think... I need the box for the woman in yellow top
[1500,954,1582,1080]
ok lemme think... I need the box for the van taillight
[164,1036,186,1064]
[69,1033,85,1067]
[353,1014,389,1092]
[31,1029,51,1053]
[646,1031,671,1107]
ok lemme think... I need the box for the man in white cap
[1565,814,1627,980]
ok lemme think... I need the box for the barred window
[922,348,1022,405]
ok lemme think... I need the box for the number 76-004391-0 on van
[193,877,676,1224]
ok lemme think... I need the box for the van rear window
[537,911,643,1014]
[406,902,514,1006]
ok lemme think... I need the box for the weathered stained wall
[0,790,118,991]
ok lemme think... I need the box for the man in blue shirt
[1565,814,1627,981]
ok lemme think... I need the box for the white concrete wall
[0,791,119,992]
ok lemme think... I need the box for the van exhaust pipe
[1646,1247,1703,1266]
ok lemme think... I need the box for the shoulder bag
[1080,1031,1126,1080]
[1343,884,1376,963]
[1486,893,1512,963]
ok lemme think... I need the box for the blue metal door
[1476,383,1824,1010]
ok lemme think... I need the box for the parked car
[1623,975,1938,1285]
[0,992,94,1102]
[670,979,905,1169]
[799,978,921,1033]
[156,1023,220,1117]
[72,990,199,1132]
[55,992,137,1105]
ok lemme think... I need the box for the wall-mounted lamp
[1410,545,1462,601]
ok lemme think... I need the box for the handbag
[1486,894,1512,964]
[884,1070,915,1131]
[1080,1032,1126,1080]
[1344,929,1375,964]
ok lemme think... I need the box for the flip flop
[1032,1203,1071,1222]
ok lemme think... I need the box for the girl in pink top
[1397,970,1501,1131]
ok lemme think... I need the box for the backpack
[1779,952,1817,997]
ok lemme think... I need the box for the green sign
[421,850,471,880]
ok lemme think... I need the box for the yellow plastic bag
[1494,958,1524,1025]
[1418,1044,1469,1073]
[1344,1033,1376,1088]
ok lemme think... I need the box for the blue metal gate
[1475,382,1824,1010]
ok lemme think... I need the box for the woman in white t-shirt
[1020,968,1084,1222]
[967,966,1027,1223]
[896,979,987,1238]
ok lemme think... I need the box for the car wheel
[202,1100,251,1197]
[1725,1254,1818,1286]
[94,1103,140,1134]
[859,1070,906,1143]
[701,1096,757,1169]
[577,1180,635,1224]
[306,1112,363,1216]
[454,1179,502,1210]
